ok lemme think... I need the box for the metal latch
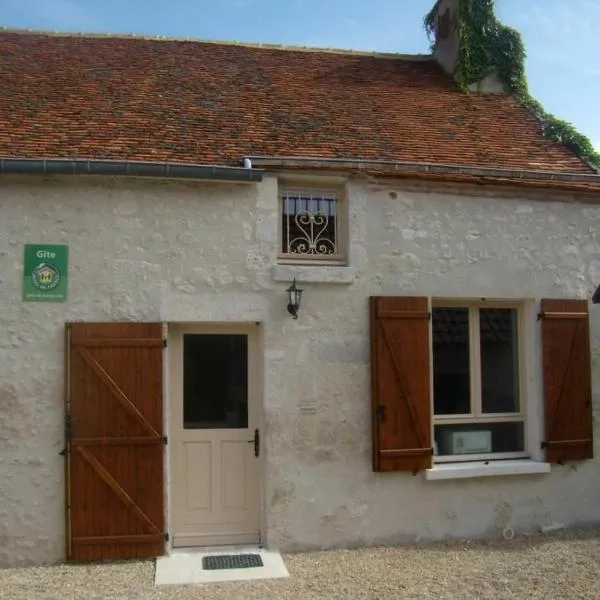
[248,428,260,457]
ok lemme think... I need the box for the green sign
[23,244,69,302]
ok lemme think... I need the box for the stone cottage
[1,0,600,567]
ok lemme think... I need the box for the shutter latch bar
[542,438,592,449]
[380,448,433,457]
[538,311,588,320]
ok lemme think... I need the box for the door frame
[165,322,264,550]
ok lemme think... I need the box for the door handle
[248,428,259,457]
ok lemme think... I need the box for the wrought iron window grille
[281,191,339,258]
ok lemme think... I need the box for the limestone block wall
[1,173,599,565]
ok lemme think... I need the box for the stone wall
[1,173,599,565]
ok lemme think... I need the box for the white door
[169,325,261,547]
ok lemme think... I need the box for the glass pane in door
[183,334,248,429]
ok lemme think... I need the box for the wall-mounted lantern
[286,279,303,319]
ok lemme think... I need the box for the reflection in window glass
[432,307,471,415]
[183,334,248,429]
[434,422,524,456]
[480,308,519,413]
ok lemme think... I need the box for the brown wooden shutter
[370,297,432,472]
[541,299,594,463]
[66,323,166,561]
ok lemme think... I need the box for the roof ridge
[0,26,434,60]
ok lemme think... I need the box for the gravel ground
[2,529,600,600]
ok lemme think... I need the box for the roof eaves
[246,155,600,185]
[0,157,263,183]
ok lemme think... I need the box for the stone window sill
[272,264,355,284]
[424,460,551,481]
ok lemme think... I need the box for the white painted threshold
[155,546,289,586]
[424,460,551,481]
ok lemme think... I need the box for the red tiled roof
[0,31,595,178]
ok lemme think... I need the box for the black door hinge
[65,411,74,440]
[163,339,168,348]
[377,405,387,422]
[163,436,168,445]
[164,532,169,542]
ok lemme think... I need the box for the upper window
[432,304,525,461]
[279,188,346,264]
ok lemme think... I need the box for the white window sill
[424,460,551,481]
[272,264,355,284]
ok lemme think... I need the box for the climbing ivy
[424,0,600,169]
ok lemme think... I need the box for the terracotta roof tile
[0,31,595,177]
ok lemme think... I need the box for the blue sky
[2,0,598,151]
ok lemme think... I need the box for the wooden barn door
[66,323,166,561]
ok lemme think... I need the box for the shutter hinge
[163,436,168,445]
[541,441,564,465]
[65,411,74,440]
[164,532,169,542]
[163,339,167,348]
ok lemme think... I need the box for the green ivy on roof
[424,0,600,170]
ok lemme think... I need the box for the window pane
[433,307,470,415]
[434,422,524,456]
[281,192,338,256]
[183,334,248,429]
[480,308,519,413]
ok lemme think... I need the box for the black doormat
[202,553,264,570]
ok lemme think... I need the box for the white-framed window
[371,295,593,474]
[279,188,346,265]
[432,300,526,462]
